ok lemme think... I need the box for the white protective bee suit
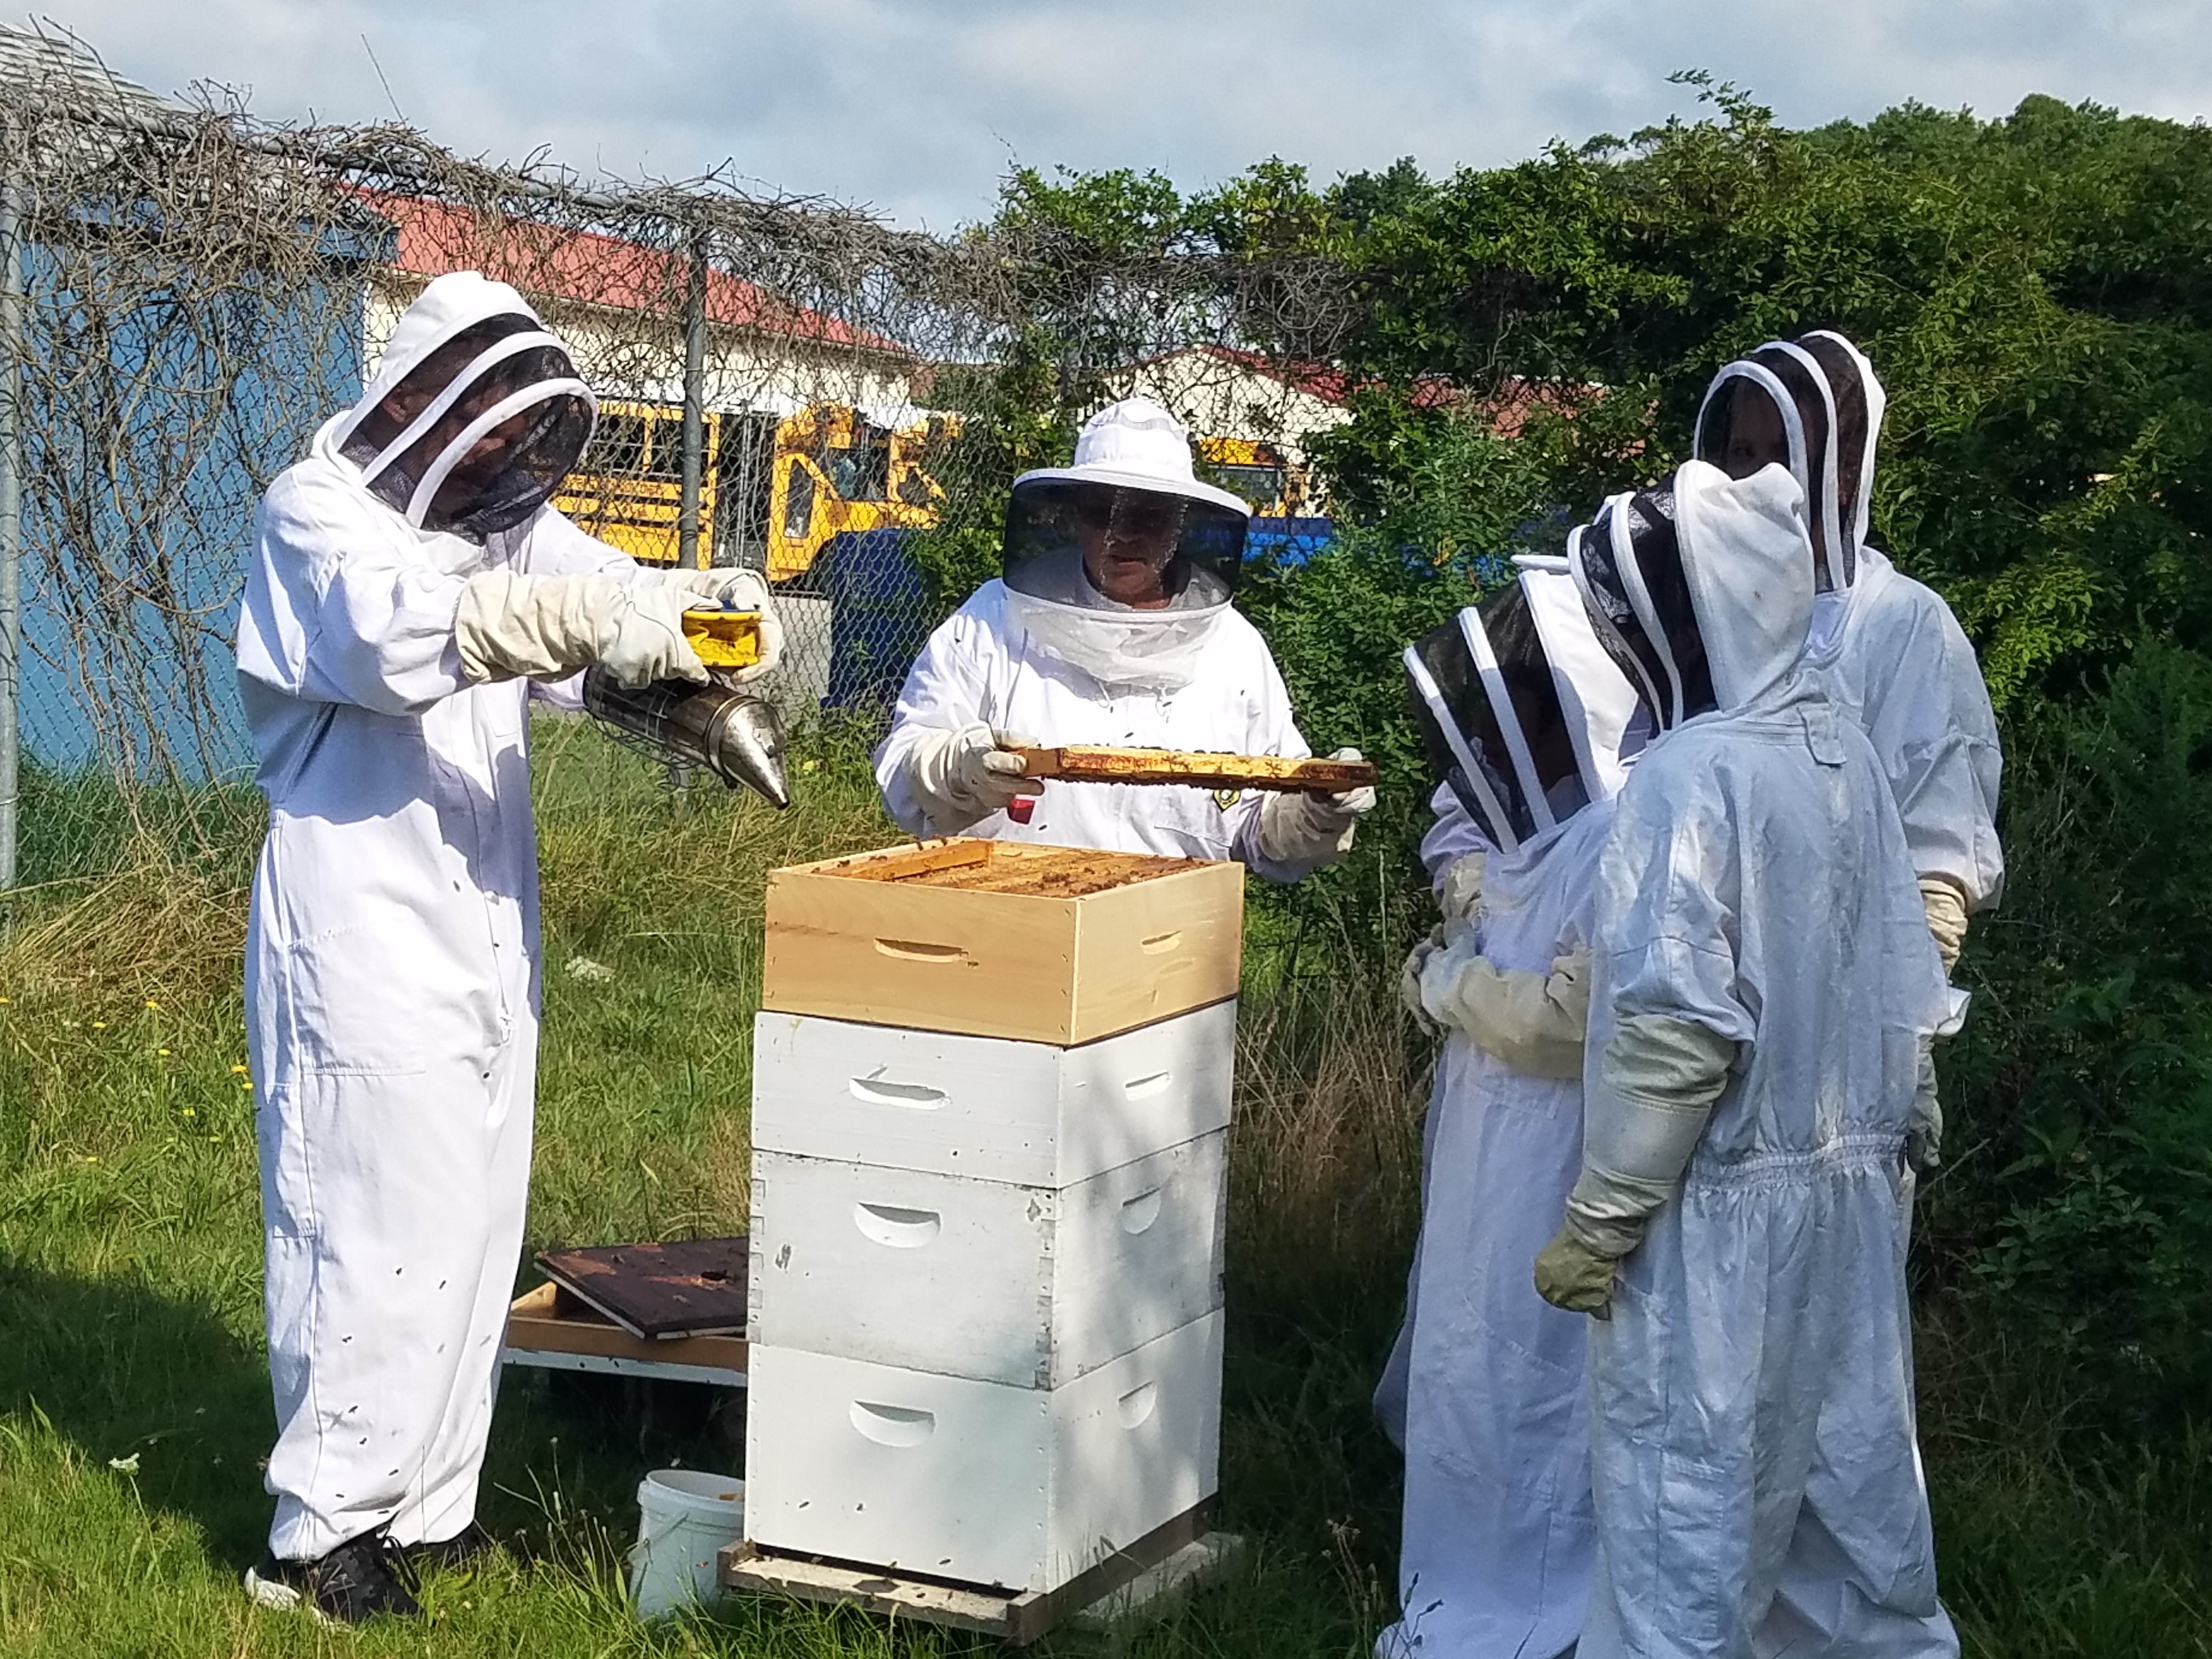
[1547,463,1957,1659]
[875,399,1372,874]
[1377,562,1640,1659]
[235,271,775,1563]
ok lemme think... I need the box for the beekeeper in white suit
[1539,465,1957,1658]
[1376,559,1640,1659]
[874,397,1373,873]
[1695,331,2002,1175]
[234,270,781,1623]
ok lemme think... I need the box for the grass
[0,714,2204,1655]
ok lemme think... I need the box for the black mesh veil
[1403,582,1582,848]
[1694,343,1849,591]
[1793,332,1873,586]
[1001,478,1247,611]
[1571,487,1718,730]
[340,314,597,541]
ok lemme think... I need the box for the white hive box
[744,1310,1223,1594]
[750,1131,1226,1388]
[750,1000,1235,1187]
[760,839,1245,1046]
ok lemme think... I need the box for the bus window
[782,459,816,541]
[590,409,648,476]
[1209,463,1289,515]
[644,414,686,482]
[823,428,890,501]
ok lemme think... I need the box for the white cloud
[23,0,2212,229]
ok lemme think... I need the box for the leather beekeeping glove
[455,571,706,689]
[1919,876,1970,977]
[1906,1036,1942,1173]
[1533,1228,1621,1319]
[1534,1014,1737,1318]
[655,566,786,685]
[1437,852,1486,929]
[1399,926,1445,1034]
[1418,941,1592,1080]
[1257,749,1378,868]
[900,723,1043,834]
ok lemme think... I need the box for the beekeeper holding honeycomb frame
[875,396,1373,876]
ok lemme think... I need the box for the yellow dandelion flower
[229,1063,247,1074]
[144,1000,159,1011]
[180,1108,195,1119]
[156,1048,171,1057]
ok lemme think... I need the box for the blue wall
[16,217,381,782]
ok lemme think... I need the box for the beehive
[746,839,1242,1596]
[760,838,1244,1045]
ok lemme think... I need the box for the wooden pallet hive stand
[720,1501,1229,1645]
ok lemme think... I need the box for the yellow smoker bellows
[682,608,764,670]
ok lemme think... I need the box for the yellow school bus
[1194,435,1313,517]
[555,399,949,579]
[766,405,949,582]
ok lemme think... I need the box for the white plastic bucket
[628,1469,746,1619]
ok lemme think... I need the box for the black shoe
[244,1530,421,1623]
[399,1521,498,1577]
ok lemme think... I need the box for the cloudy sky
[25,1,2212,230]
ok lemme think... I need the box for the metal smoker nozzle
[582,668,793,809]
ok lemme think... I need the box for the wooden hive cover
[761,839,1244,1046]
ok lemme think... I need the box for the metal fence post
[678,220,709,571]
[0,146,24,900]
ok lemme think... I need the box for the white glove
[1418,942,1590,1079]
[901,723,1043,834]
[1437,853,1486,928]
[1906,1036,1942,1173]
[655,566,786,685]
[1256,748,1378,870]
[1919,876,1969,978]
[455,571,706,689]
[1399,926,1444,1034]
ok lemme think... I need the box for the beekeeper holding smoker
[874,397,1374,876]
[234,270,782,1623]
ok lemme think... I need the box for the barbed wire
[0,24,1365,862]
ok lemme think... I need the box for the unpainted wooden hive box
[760,839,1245,1046]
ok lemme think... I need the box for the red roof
[364,192,907,358]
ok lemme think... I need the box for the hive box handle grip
[850,1402,935,1446]
[1120,1188,1164,1235]
[848,1076,947,1110]
[874,938,968,964]
[854,1204,941,1248]
[1139,932,1182,955]
[1122,1070,1172,1101]
[1116,1383,1158,1430]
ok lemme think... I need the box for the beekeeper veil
[1692,338,1862,592]
[1569,462,1814,730]
[1404,569,1634,854]
[333,271,597,542]
[1000,397,1250,693]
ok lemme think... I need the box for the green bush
[1934,642,2212,1420]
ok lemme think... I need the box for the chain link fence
[0,26,1361,881]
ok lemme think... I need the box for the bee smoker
[582,668,792,809]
